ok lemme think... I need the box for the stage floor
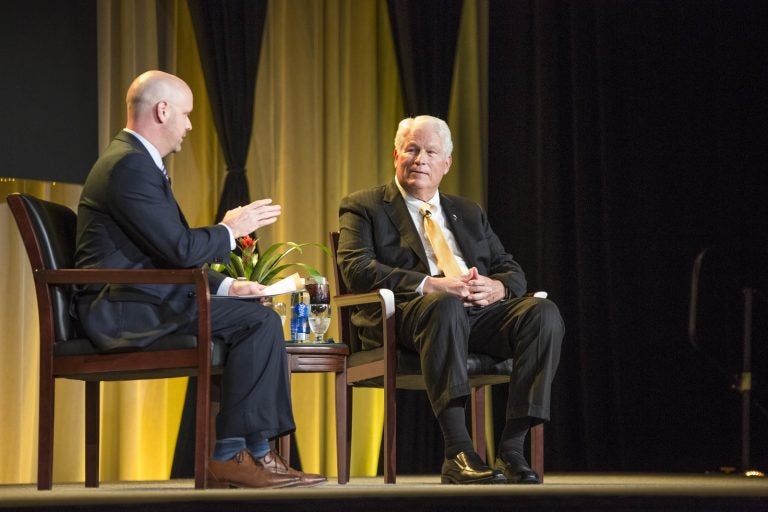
[2,473,767,511]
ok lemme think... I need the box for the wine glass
[308,304,331,342]
[306,276,331,343]
[272,302,287,330]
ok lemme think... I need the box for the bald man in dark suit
[337,115,564,485]
[75,70,324,489]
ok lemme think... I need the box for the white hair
[394,115,453,156]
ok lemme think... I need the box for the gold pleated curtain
[0,0,487,484]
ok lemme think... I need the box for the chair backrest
[7,193,79,342]
[329,231,363,352]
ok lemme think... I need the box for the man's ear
[393,148,398,168]
[444,155,453,174]
[154,101,169,124]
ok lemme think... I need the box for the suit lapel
[383,180,430,269]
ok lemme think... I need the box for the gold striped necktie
[420,205,463,277]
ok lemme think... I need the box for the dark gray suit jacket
[74,131,231,352]
[337,179,527,348]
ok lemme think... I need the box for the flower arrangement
[210,234,329,284]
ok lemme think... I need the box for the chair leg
[530,423,544,481]
[335,369,349,484]
[383,382,396,483]
[209,375,221,458]
[344,384,353,484]
[85,381,100,487]
[194,374,212,489]
[278,433,291,463]
[37,374,55,490]
[276,355,292,462]
[470,385,487,462]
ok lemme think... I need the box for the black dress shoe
[441,451,508,484]
[493,456,541,484]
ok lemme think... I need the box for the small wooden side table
[280,342,349,484]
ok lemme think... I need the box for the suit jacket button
[188,291,196,298]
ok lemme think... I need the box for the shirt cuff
[217,277,234,296]
[416,276,428,295]
[219,223,235,250]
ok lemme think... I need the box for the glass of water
[306,276,331,343]
[308,304,331,342]
[272,302,287,330]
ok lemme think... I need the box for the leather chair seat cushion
[54,334,226,367]
[348,347,513,389]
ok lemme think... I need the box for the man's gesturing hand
[221,198,282,238]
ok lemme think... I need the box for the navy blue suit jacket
[74,131,231,351]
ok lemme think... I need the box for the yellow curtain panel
[0,0,487,484]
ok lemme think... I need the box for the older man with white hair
[337,115,564,485]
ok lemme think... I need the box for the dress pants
[179,298,295,440]
[397,293,564,421]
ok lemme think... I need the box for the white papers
[211,272,305,300]
[260,272,304,296]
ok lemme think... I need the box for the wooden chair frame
[8,193,220,490]
[329,231,543,484]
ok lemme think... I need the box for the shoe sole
[205,478,303,489]
[441,475,507,485]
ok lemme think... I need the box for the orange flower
[238,235,256,249]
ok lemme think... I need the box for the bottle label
[290,300,310,341]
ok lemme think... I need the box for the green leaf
[210,240,330,284]
[230,252,246,278]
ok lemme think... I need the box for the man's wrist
[219,222,235,250]
[217,276,234,296]
[416,276,429,295]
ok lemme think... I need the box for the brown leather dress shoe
[207,449,301,489]
[257,450,327,487]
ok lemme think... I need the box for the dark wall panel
[488,0,768,472]
[1,1,97,184]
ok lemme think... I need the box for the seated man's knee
[531,298,564,335]
[423,292,466,316]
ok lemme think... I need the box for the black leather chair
[7,193,224,490]
[329,231,544,484]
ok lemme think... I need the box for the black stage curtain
[382,0,465,475]
[171,0,269,478]
[187,0,268,222]
[387,0,464,119]
[487,0,768,472]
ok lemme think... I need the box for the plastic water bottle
[290,291,310,341]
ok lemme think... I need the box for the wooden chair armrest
[34,268,209,286]
[34,267,213,373]
[331,288,396,318]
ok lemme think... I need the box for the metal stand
[739,288,764,477]
[689,248,765,478]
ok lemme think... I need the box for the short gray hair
[394,115,453,157]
